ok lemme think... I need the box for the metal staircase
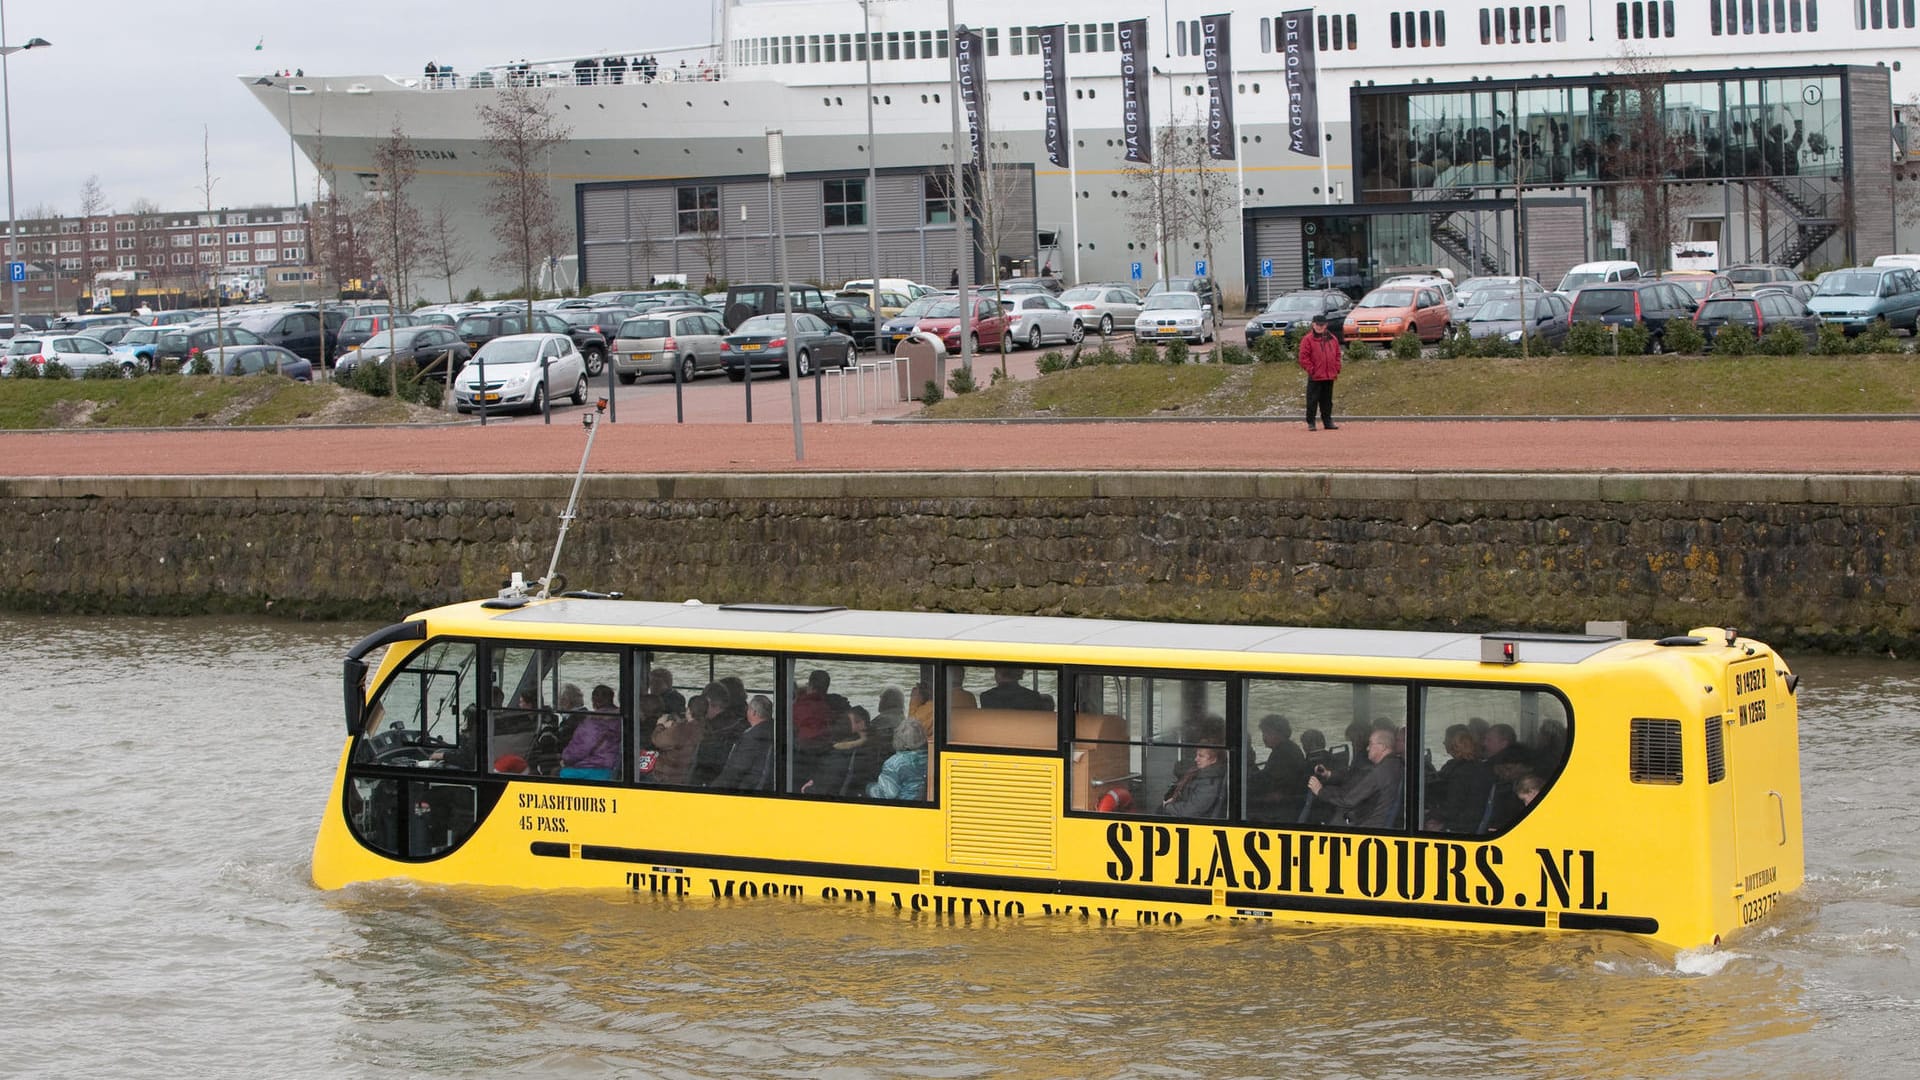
[1759,175,1842,270]
[1425,189,1503,276]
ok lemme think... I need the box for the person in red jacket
[1297,314,1343,431]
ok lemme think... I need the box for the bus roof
[479,598,1623,665]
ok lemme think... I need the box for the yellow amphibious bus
[324,595,1804,950]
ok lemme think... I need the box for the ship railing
[412,46,728,90]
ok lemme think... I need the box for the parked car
[835,289,911,319]
[878,295,944,354]
[334,326,472,380]
[1660,271,1737,303]
[611,307,731,383]
[843,277,934,300]
[76,324,138,347]
[722,282,832,330]
[1805,266,1920,335]
[1146,275,1223,311]
[1343,283,1452,343]
[593,288,705,311]
[1001,292,1084,349]
[1244,290,1354,346]
[1136,292,1214,345]
[3,333,126,376]
[721,312,856,380]
[1057,284,1143,336]
[334,313,420,356]
[455,309,594,371]
[451,333,589,414]
[1693,293,1822,346]
[1382,274,1456,306]
[1554,260,1642,295]
[1566,280,1698,351]
[1724,264,1802,294]
[414,311,458,328]
[231,308,348,364]
[819,299,878,349]
[155,324,268,368]
[1450,276,1545,318]
[110,327,167,369]
[145,310,202,327]
[912,295,1011,354]
[1752,280,1819,306]
[1001,275,1066,296]
[1465,294,1573,347]
[190,344,314,381]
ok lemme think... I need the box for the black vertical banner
[1282,9,1320,158]
[1039,25,1069,168]
[1118,18,1150,164]
[956,27,985,167]
[1203,13,1236,161]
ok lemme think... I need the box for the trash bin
[895,332,947,401]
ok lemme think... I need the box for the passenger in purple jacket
[560,684,623,780]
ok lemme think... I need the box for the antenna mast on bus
[535,398,607,599]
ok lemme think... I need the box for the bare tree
[1898,93,1920,247]
[425,201,472,302]
[477,83,572,320]
[1121,125,1195,285]
[355,121,427,310]
[1177,127,1237,328]
[78,175,109,220]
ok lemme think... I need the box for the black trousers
[1306,379,1335,428]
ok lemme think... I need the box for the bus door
[1722,650,1796,921]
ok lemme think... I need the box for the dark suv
[232,308,348,364]
[456,309,609,376]
[722,282,831,330]
[1567,281,1698,352]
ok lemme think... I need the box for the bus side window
[1417,686,1569,835]
[787,657,926,800]
[488,646,623,779]
[1245,677,1404,829]
[1073,672,1228,818]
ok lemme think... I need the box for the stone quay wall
[2,472,1916,652]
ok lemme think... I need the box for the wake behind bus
[324,592,1803,952]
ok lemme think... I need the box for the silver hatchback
[610,309,728,384]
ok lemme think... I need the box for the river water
[5,614,1916,1079]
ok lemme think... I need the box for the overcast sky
[2,0,714,218]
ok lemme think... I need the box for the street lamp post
[768,129,803,462]
[254,77,305,297]
[1,2,51,332]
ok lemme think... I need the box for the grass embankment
[0,377,449,429]
[927,354,1920,419]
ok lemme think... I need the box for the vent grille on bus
[1704,715,1727,784]
[945,757,1057,870]
[1630,718,1684,784]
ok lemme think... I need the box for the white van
[844,277,934,299]
[1872,254,1920,272]
[1554,260,1642,295]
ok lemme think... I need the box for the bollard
[541,357,552,424]
[477,354,486,426]
[605,356,618,423]
[743,351,754,422]
[814,355,824,422]
[674,353,685,424]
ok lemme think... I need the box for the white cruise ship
[245,0,1920,303]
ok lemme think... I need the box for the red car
[913,294,1009,353]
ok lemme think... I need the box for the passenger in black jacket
[712,695,775,792]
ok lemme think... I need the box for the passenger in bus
[1424,729,1494,833]
[837,705,892,795]
[647,667,686,718]
[980,666,1050,711]
[558,684,622,781]
[1308,729,1403,828]
[1490,772,1545,831]
[867,718,929,801]
[712,695,777,792]
[908,681,934,725]
[1247,714,1310,822]
[651,694,705,786]
[1160,747,1229,819]
[793,669,835,748]
[869,686,907,751]
[691,680,747,786]
[1531,718,1567,778]
[945,667,977,711]
[1483,723,1529,779]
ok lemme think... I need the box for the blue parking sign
[1130,261,1142,281]
[1259,258,1273,279]
[1319,257,1336,280]
[7,261,23,282]
[1194,260,1207,276]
